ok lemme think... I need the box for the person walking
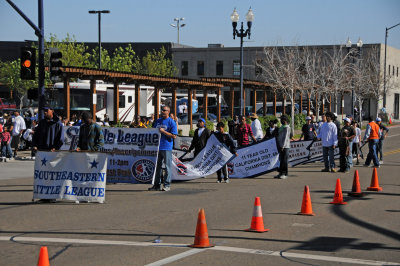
[188,118,211,157]
[298,116,317,141]
[214,122,237,183]
[11,111,26,159]
[262,119,279,140]
[317,112,338,173]
[0,125,12,162]
[338,129,350,172]
[250,113,263,141]
[351,120,362,165]
[228,115,240,139]
[32,107,64,152]
[236,115,257,147]
[362,117,381,168]
[76,111,105,152]
[274,115,291,179]
[341,117,356,170]
[376,117,389,164]
[148,106,178,192]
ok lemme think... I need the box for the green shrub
[206,120,215,131]
[189,129,195,137]
[294,113,306,130]
[178,129,183,136]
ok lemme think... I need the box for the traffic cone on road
[37,246,50,266]
[189,208,214,248]
[367,168,383,191]
[330,178,347,205]
[348,170,364,197]
[389,114,393,125]
[298,186,315,215]
[245,197,269,232]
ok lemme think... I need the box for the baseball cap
[344,117,351,123]
[199,118,206,124]
[305,116,311,120]
[376,117,382,122]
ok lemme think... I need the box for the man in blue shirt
[149,106,178,191]
[317,112,338,173]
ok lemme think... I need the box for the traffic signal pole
[6,0,45,120]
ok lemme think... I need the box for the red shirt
[237,124,254,147]
[0,131,11,143]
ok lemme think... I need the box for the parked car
[178,113,217,124]
[0,98,16,110]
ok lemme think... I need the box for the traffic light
[49,48,63,81]
[20,47,36,80]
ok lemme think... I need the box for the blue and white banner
[171,134,235,181]
[229,138,280,178]
[33,151,107,202]
[289,140,340,166]
[61,127,160,184]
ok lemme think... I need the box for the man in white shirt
[250,113,263,141]
[11,111,26,158]
[178,102,187,115]
[317,112,338,173]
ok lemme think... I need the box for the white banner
[289,140,339,166]
[173,136,195,160]
[229,138,280,178]
[61,127,160,184]
[33,151,107,202]
[171,134,234,181]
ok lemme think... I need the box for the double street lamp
[383,22,400,108]
[89,10,110,69]
[346,37,363,119]
[170,18,186,45]
[230,8,254,116]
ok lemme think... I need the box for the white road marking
[0,236,398,265]
[145,249,205,266]
[292,223,314,227]
[386,134,400,138]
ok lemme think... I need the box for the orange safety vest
[368,122,380,140]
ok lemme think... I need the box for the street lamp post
[89,10,110,69]
[230,8,254,116]
[346,37,363,119]
[383,22,400,108]
[170,18,186,45]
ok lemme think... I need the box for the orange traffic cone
[348,170,364,197]
[367,167,383,191]
[245,197,269,232]
[37,246,50,266]
[330,178,347,205]
[189,208,214,248]
[389,114,393,125]
[298,186,315,215]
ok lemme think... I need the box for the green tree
[0,59,36,108]
[140,47,177,76]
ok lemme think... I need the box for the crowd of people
[0,107,391,194]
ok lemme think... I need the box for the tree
[140,47,177,76]
[0,59,36,108]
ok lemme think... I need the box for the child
[0,126,12,162]
[214,122,237,183]
[338,129,350,172]
[351,121,362,165]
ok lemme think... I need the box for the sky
[1,0,400,49]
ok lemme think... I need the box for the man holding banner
[149,106,178,191]
[76,111,105,152]
[188,118,211,157]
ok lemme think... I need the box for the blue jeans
[347,142,353,169]
[365,139,379,167]
[323,146,335,169]
[1,143,12,158]
[154,150,172,188]
[378,139,384,161]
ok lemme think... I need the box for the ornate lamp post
[230,8,254,116]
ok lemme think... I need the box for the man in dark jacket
[188,118,211,156]
[32,107,64,151]
[76,111,104,151]
[214,122,237,183]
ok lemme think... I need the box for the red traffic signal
[20,47,36,80]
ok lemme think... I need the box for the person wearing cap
[341,117,356,171]
[298,116,316,141]
[362,116,381,168]
[32,107,64,152]
[375,117,389,164]
[250,113,263,141]
[188,118,211,157]
[262,119,279,140]
[237,115,257,147]
[317,112,338,173]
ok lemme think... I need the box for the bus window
[119,95,126,108]
[96,94,105,111]
[128,96,132,103]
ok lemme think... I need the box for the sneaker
[321,168,330,172]
[274,174,282,179]
[374,165,380,168]
[0,157,3,162]
[356,161,360,165]
[224,179,230,183]
[216,180,221,183]
[379,160,383,165]
[31,156,36,160]
[162,186,170,191]
[279,175,288,179]
[330,168,337,173]
[363,164,369,167]
[345,170,350,173]
[148,186,161,191]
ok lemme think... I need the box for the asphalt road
[0,126,399,266]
